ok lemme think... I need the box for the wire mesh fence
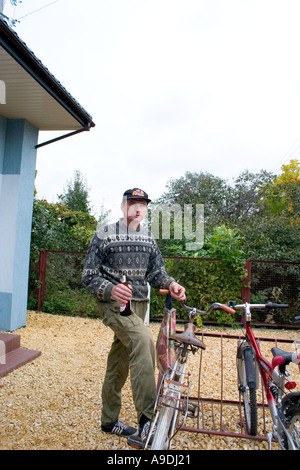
[247,260,300,325]
[28,250,299,326]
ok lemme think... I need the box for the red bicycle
[232,301,300,450]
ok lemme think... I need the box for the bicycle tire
[238,347,258,436]
[150,398,175,450]
[283,402,300,450]
[243,386,257,436]
[150,349,187,450]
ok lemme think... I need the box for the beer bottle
[120,274,132,316]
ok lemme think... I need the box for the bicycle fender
[244,347,256,389]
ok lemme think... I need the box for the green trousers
[98,299,157,427]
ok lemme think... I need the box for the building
[0,18,95,332]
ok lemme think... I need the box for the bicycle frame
[244,319,280,423]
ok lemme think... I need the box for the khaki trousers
[98,299,157,426]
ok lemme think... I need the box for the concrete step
[0,332,41,378]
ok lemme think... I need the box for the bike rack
[171,330,298,444]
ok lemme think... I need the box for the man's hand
[111,283,133,303]
[169,281,186,302]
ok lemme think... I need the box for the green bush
[42,288,96,317]
[150,257,244,325]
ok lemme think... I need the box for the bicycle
[231,300,300,450]
[145,291,234,450]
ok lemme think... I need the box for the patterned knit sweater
[82,220,175,301]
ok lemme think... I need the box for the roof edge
[0,18,95,130]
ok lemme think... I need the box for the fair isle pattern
[82,221,175,301]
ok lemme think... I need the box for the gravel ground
[0,311,299,451]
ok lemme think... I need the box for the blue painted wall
[0,117,38,331]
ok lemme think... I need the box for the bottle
[120,274,132,316]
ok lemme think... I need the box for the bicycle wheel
[283,402,300,450]
[243,386,257,436]
[237,346,258,436]
[150,397,175,450]
[150,348,187,450]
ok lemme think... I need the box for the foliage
[156,169,275,227]
[29,163,299,321]
[156,171,229,231]
[239,160,300,262]
[259,159,300,218]
[153,164,299,263]
[150,257,244,325]
[42,288,96,318]
[28,172,103,312]
[240,214,300,262]
[31,198,97,252]
[58,169,91,213]
[204,225,246,270]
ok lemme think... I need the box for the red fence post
[36,250,47,311]
[242,260,251,302]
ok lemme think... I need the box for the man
[82,188,186,446]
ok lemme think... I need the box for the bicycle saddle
[271,346,300,366]
[169,323,205,349]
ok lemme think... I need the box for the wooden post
[36,250,47,311]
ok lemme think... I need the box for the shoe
[101,419,137,436]
[127,419,156,449]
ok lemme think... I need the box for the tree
[153,170,274,255]
[260,159,300,218]
[157,171,229,228]
[241,159,300,261]
[151,166,299,262]
[226,170,275,222]
[30,198,97,252]
[59,170,91,213]
[156,169,275,228]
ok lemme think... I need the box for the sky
[3,0,300,221]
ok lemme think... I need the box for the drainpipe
[35,124,91,149]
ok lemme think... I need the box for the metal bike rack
[175,331,298,443]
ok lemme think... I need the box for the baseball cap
[122,188,151,203]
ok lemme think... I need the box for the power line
[272,135,300,174]
[17,0,59,21]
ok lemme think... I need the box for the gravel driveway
[0,311,299,450]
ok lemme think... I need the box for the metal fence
[28,250,300,326]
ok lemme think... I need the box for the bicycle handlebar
[181,301,236,315]
[158,289,235,315]
[159,291,290,317]
[230,302,289,309]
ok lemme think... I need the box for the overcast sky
[4,0,300,221]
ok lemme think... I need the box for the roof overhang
[0,18,95,134]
